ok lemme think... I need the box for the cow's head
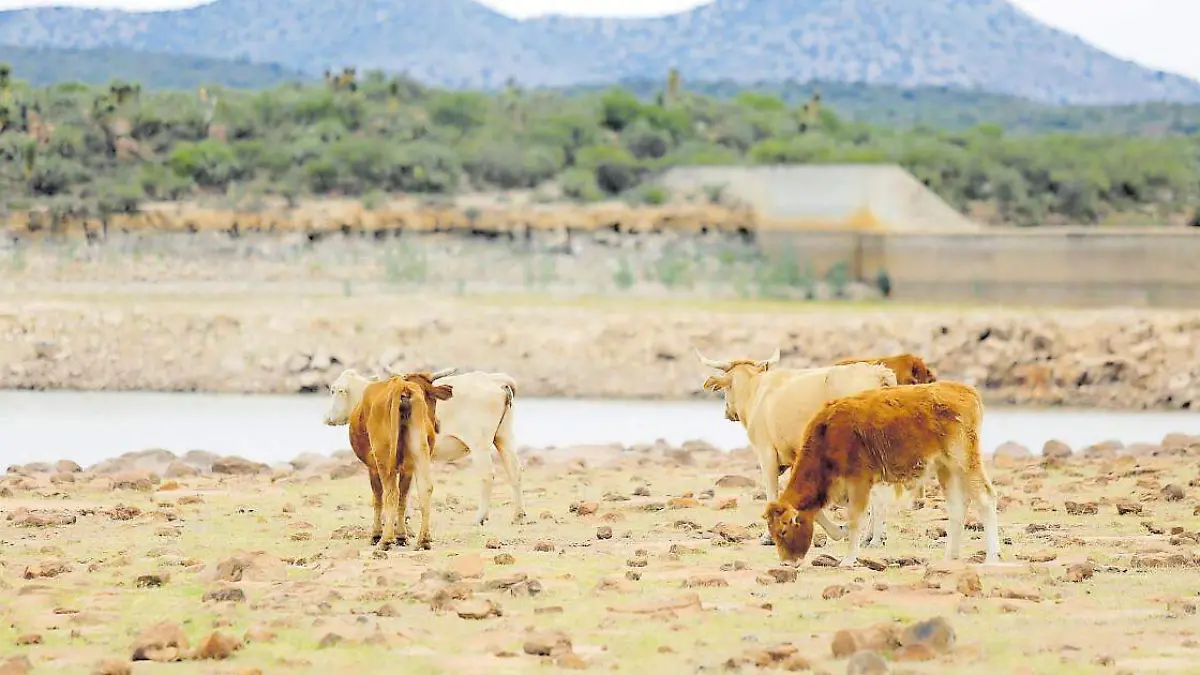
[763,501,815,564]
[323,369,374,426]
[696,348,780,422]
[399,371,454,431]
[906,356,938,384]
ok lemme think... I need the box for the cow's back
[429,371,511,439]
[751,363,895,463]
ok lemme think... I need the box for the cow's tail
[492,375,517,437]
[392,387,413,473]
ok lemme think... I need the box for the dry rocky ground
[2,437,1199,675]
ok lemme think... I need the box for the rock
[212,552,287,583]
[9,509,76,528]
[54,459,82,473]
[164,461,200,479]
[812,554,840,567]
[454,598,502,620]
[554,652,588,670]
[524,630,573,656]
[493,553,516,565]
[534,541,555,552]
[830,624,899,658]
[0,658,31,675]
[110,471,155,492]
[893,643,938,661]
[713,522,752,543]
[211,456,270,475]
[714,497,738,510]
[899,617,955,653]
[193,631,242,660]
[668,497,701,509]
[823,585,851,600]
[1115,501,1143,516]
[14,633,42,645]
[571,501,599,516]
[633,485,651,497]
[1066,563,1095,582]
[858,557,887,572]
[1042,439,1073,459]
[683,574,728,588]
[203,587,247,603]
[243,627,277,644]
[448,553,484,579]
[763,567,798,584]
[993,442,1033,468]
[596,526,613,540]
[715,475,757,489]
[329,462,362,480]
[90,660,132,675]
[956,570,982,597]
[1161,484,1185,501]
[131,621,189,662]
[846,650,890,675]
[135,573,170,588]
[1081,440,1122,460]
[24,558,72,579]
[1064,501,1098,516]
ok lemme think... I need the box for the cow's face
[763,501,815,564]
[323,371,358,426]
[701,372,739,422]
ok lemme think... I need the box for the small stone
[893,643,937,661]
[899,616,956,653]
[683,574,728,588]
[131,621,189,662]
[454,598,502,620]
[822,585,850,600]
[633,485,651,497]
[596,526,613,540]
[485,538,502,549]
[956,570,982,597]
[202,587,247,603]
[14,634,42,646]
[715,475,757,489]
[1064,501,1098,516]
[91,660,132,675]
[448,553,484,579]
[0,657,31,675]
[1042,440,1073,459]
[534,541,555,552]
[846,650,890,675]
[993,442,1033,468]
[1115,501,1143,516]
[765,567,798,584]
[571,501,599,516]
[524,630,572,656]
[668,497,701,509]
[192,631,242,660]
[135,573,170,588]
[493,553,516,565]
[714,497,738,510]
[1161,484,1185,501]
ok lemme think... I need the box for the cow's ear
[763,501,788,521]
[430,384,454,401]
[702,375,727,392]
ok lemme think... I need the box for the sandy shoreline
[2,436,1199,674]
[1,294,1198,410]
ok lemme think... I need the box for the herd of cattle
[321,349,1002,568]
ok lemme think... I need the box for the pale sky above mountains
[1,0,1196,82]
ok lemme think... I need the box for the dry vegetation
[3,438,1199,674]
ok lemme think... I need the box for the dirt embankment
[1,297,1198,410]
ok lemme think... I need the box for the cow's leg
[966,469,1002,564]
[395,470,414,547]
[368,469,384,546]
[493,409,525,524]
[839,481,871,568]
[815,510,849,542]
[938,465,966,561]
[379,472,400,550]
[413,430,435,550]
[757,447,784,546]
[863,486,891,548]
[468,437,496,527]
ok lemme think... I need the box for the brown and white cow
[835,353,938,386]
[696,348,898,546]
[764,380,1001,567]
[347,371,452,550]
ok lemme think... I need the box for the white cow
[324,367,525,526]
[696,348,899,547]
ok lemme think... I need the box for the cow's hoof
[473,515,488,527]
[394,536,408,548]
[369,534,382,546]
[417,539,432,551]
[863,537,886,549]
[511,511,527,525]
[758,532,774,546]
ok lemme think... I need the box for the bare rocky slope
[1,0,1197,104]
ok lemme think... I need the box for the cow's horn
[756,348,781,369]
[694,348,732,371]
[431,367,458,380]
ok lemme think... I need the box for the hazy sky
[1,0,1196,81]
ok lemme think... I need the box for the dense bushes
[0,64,1198,226]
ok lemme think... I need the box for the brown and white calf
[347,372,452,550]
[764,380,1001,567]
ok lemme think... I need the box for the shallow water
[1,390,1198,468]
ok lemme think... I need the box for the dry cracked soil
[2,444,1199,674]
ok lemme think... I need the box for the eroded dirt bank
[1,295,1198,410]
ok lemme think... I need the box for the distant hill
[0,44,310,89]
[1,0,1198,105]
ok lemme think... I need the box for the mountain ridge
[1,0,1197,104]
